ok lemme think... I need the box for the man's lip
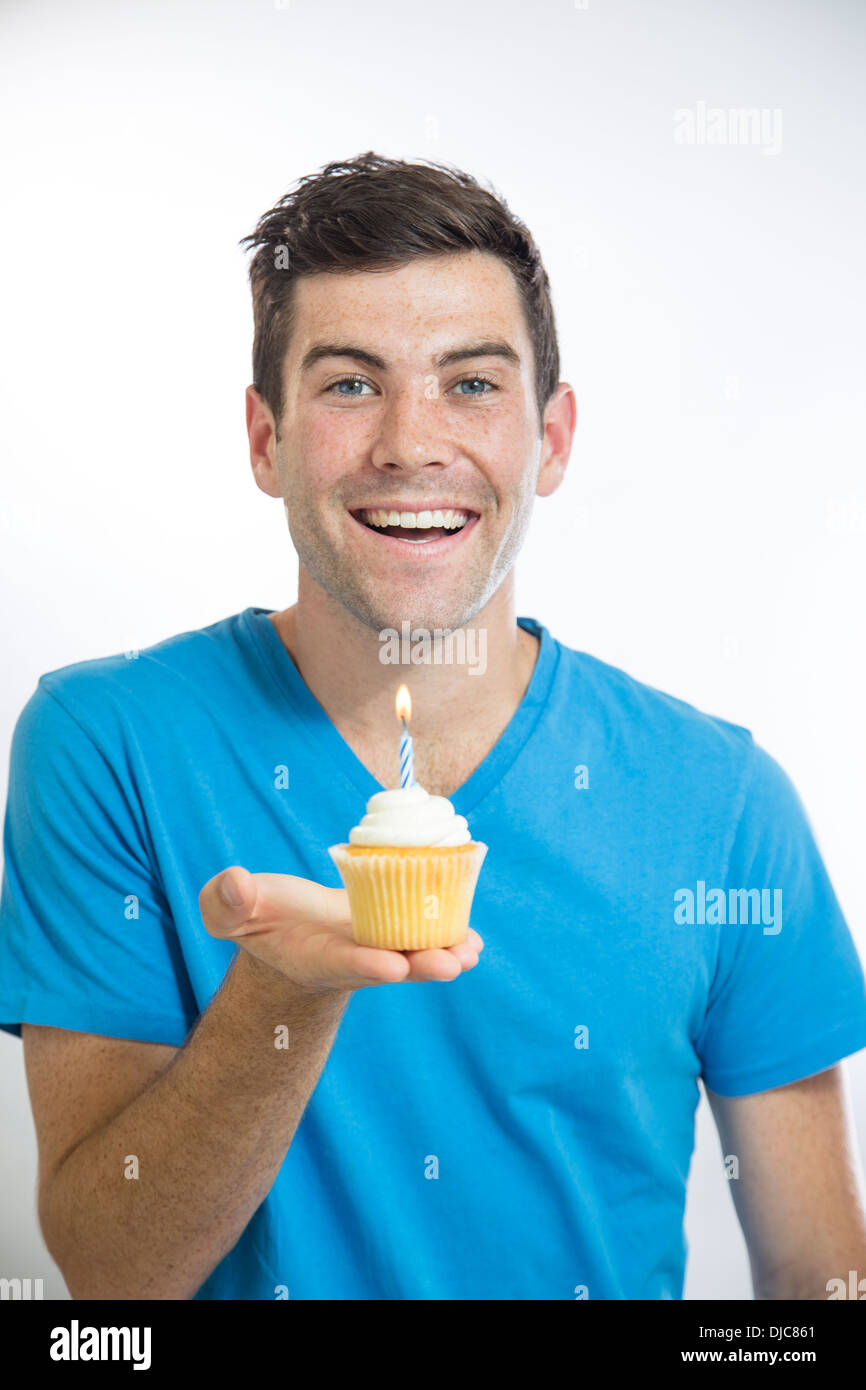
[348,504,481,517]
[347,509,480,554]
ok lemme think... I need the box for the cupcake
[328,785,488,950]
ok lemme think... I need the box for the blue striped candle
[399,718,416,788]
[396,685,417,788]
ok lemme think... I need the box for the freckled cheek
[294,411,372,486]
[469,409,534,491]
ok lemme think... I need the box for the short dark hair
[239,151,560,433]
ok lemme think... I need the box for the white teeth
[357,508,471,531]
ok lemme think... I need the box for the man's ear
[246,385,282,499]
[537,382,577,499]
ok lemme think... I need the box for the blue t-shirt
[2,607,865,1300]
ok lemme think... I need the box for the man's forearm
[752,1238,866,1300]
[40,950,350,1300]
[755,1262,866,1300]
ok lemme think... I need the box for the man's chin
[337,582,485,636]
[359,607,478,638]
[297,545,491,636]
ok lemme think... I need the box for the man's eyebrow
[300,340,521,373]
[435,340,521,369]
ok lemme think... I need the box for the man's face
[270,250,550,633]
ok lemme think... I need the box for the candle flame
[395,684,412,723]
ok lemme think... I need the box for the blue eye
[452,375,497,396]
[327,376,374,396]
[324,373,498,398]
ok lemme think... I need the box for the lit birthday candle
[395,685,417,788]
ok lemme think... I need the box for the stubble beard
[278,456,538,636]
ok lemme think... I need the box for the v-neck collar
[242,605,560,816]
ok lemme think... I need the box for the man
[1,151,865,1301]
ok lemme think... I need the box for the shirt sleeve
[696,740,866,1096]
[0,678,198,1045]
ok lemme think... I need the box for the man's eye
[324,374,498,398]
[452,375,498,396]
[326,376,375,396]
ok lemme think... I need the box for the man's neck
[268,574,539,798]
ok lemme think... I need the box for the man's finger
[403,947,463,982]
[199,866,257,938]
[250,873,351,930]
[200,868,353,941]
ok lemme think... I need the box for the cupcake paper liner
[328,842,488,950]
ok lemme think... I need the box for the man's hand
[199,865,483,993]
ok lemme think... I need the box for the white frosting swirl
[348,784,471,847]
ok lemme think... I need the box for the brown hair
[239,151,559,433]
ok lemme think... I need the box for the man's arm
[706,1064,866,1299]
[25,867,482,1300]
[25,952,350,1301]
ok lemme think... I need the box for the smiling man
[246,237,559,798]
[1,152,866,1302]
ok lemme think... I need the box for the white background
[1,0,865,1299]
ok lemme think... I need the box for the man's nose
[369,382,458,472]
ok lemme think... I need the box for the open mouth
[350,506,478,545]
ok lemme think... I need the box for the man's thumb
[219,868,247,909]
[199,865,253,937]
